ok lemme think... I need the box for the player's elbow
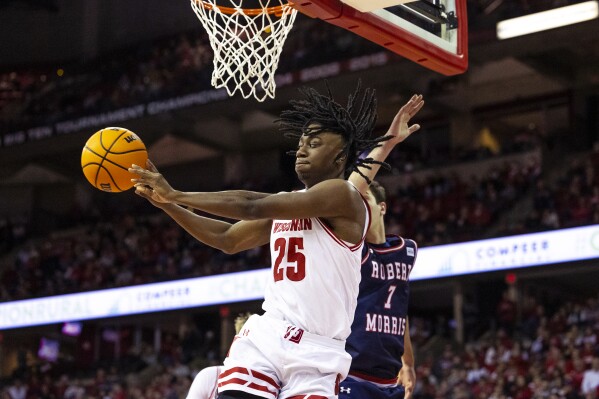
[220,242,242,255]
[218,231,247,255]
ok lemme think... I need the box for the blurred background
[0,0,599,398]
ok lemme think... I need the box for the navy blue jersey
[345,235,418,382]
[339,376,405,399]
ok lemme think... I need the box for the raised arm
[348,94,424,195]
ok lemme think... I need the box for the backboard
[292,0,468,75]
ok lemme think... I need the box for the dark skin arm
[159,204,271,254]
[131,160,366,244]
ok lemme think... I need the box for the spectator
[7,379,27,399]
[496,291,517,334]
[582,357,599,398]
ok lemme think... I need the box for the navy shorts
[339,376,405,399]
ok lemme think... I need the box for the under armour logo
[283,326,304,344]
[340,387,351,394]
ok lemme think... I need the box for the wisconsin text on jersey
[272,218,313,233]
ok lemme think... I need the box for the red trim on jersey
[315,217,361,251]
[371,235,405,254]
[287,395,328,399]
[314,192,370,252]
[310,183,370,252]
[411,238,419,255]
[349,370,398,385]
[354,186,372,238]
[361,251,370,265]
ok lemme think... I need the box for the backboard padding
[292,0,468,75]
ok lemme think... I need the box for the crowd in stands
[412,292,599,399]
[381,156,541,246]
[3,0,587,134]
[1,0,590,136]
[0,153,542,302]
[0,17,380,134]
[2,321,220,399]
[2,289,598,398]
[499,142,599,236]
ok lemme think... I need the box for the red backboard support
[292,0,468,75]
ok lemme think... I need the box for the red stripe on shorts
[219,367,249,379]
[247,382,275,394]
[250,370,280,389]
[218,366,280,397]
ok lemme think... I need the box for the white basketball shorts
[217,313,351,399]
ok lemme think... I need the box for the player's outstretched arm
[348,94,424,195]
[162,205,271,254]
[132,161,361,223]
[134,182,271,254]
[399,318,416,399]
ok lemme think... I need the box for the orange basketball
[81,127,148,193]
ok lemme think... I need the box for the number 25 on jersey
[273,237,306,282]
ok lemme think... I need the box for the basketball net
[191,0,297,102]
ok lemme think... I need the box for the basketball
[81,127,148,193]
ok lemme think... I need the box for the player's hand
[384,94,424,146]
[129,159,174,204]
[398,365,416,399]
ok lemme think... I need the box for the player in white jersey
[131,85,423,399]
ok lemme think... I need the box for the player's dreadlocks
[278,81,391,183]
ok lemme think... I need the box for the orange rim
[197,0,291,15]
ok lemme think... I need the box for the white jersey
[262,188,370,340]
[186,365,221,399]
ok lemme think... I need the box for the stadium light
[497,0,599,40]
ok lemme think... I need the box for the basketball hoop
[190,0,297,102]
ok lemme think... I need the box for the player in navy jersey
[339,180,417,399]
[343,94,425,399]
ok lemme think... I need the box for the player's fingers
[147,159,159,172]
[134,184,153,195]
[414,99,425,112]
[408,124,420,133]
[408,94,421,106]
[129,164,146,176]
[134,186,147,198]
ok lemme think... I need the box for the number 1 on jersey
[273,237,306,282]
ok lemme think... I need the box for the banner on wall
[1,53,390,147]
[1,224,598,329]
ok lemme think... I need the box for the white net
[191,0,297,102]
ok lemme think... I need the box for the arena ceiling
[0,3,598,184]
